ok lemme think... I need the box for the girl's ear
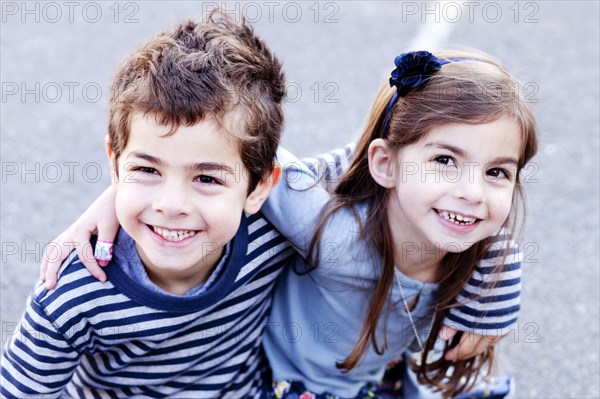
[243,163,282,215]
[368,138,396,189]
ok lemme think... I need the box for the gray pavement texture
[1,1,599,397]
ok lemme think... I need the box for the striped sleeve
[300,143,356,192]
[1,289,81,398]
[444,230,522,336]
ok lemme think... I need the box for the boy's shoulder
[246,211,283,239]
[33,250,122,325]
[237,212,294,276]
[37,250,109,297]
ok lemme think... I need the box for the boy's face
[109,113,270,285]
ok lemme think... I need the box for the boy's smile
[148,225,198,242]
[109,113,257,294]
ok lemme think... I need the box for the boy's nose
[153,181,193,217]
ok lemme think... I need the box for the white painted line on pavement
[406,0,460,51]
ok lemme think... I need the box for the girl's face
[385,116,522,253]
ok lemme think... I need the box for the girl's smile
[434,208,482,234]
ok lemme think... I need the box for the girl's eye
[487,167,510,180]
[433,155,456,166]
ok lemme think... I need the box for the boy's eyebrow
[425,142,518,165]
[128,152,164,166]
[127,151,236,173]
[190,162,236,174]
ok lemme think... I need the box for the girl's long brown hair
[307,50,538,397]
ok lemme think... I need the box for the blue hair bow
[389,51,443,97]
[382,51,470,138]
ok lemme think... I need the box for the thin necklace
[394,268,424,352]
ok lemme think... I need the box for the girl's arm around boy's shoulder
[298,143,357,192]
[261,147,336,258]
[262,143,356,257]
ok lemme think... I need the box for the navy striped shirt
[1,213,294,398]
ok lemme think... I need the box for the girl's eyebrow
[126,151,235,174]
[491,157,519,166]
[425,142,467,158]
[425,142,519,165]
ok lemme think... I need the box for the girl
[40,50,536,398]
[260,50,537,398]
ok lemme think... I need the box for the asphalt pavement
[1,1,599,397]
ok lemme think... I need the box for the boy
[0,13,293,398]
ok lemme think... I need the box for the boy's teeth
[152,226,196,242]
[439,210,476,225]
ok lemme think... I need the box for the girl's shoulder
[314,202,380,283]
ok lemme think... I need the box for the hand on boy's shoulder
[37,250,111,300]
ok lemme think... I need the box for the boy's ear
[368,138,396,189]
[105,135,118,185]
[243,163,282,215]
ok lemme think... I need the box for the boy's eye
[138,167,158,175]
[196,175,221,185]
[128,165,158,175]
[433,155,456,166]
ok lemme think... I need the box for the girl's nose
[453,168,485,204]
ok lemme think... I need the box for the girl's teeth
[439,210,476,225]
[152,226,197,242]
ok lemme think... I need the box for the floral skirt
[261,357,403,399]
[261,355,510,399]
[264,380,381,399]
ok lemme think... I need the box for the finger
[44,255,62,290]
[78,241,107,282]
[449,333,501,361]
[43,238,73,289]
[439,325,458,341]
[445,333,483,362]
[71,225,108,282]
[40,241,58,281]
[96,219,120,264]
[456,337,493,360]
[85,219,119,277]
